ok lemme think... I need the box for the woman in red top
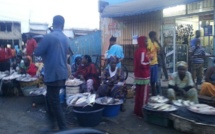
[73,55,99,92]
[134,36,150,117]
[0,44,12,71]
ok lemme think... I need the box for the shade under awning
[101,0,202,17]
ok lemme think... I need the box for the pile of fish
[147,103,177,112]
[67,93,96,107]
[95,97,123,105]
[2,72,21,80]
[16,75,38,82]
[188,104,215,115]
[29,86,47,96]
[0,72,7,79]
[65,78,83,86]
[172,99,195,107]
[149,95,169,103]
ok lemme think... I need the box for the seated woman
[167,61,198,103]
[97,56,127,111]
[73,55,99,92]
[19,57,38,76]
[200,60,215,97]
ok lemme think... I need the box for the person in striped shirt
[189,38,205,86]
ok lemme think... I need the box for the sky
[0,0,100,32]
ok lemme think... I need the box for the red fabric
[134,36,150,79]
[134,84,149,117]
[27,63,38,76]
[74,63,99,90]
[26,38,37,56]
[0,48,12,62]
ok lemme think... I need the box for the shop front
[162,0,214,73]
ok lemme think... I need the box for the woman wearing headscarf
[73,55,99,92]
[134,36,150,117]
[167,61,198,103]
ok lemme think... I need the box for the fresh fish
[106,97,114,104]
[75,97,87,105]
[86,94,96,105]
[157,104,170,111]
[70,96,80,105]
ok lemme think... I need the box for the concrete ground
[0,73,182,134]
[0,96,183,134]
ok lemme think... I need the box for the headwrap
[108,56,118,64]
[177,61,188,68]
[137,36,147,48]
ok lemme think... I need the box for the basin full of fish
[188,104,215,115]
[149,95,169,103]
[146,103,178,112]
[16,75,38,82]
[172,99,195,107]
[2,72,21,80]
[95,97,123,105]
[67,93,96,107]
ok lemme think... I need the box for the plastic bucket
[73,105,104,127]
[66,86,80,94]
[103,105,121,117]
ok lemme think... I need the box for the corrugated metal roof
[101,0,202,17]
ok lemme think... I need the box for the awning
[101,0,202,17]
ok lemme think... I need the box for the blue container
[103,105,121,117]
[59,88,65,104]
[73,105,104,127]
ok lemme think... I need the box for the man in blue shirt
[107,36,124,68]
[190,30,200,47]
[34,15,69,131]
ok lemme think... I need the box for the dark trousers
[46,85,67,130]
[150,64,159,96]
[0,60,10,72]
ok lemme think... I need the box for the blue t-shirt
[190,38,198,47]
[107,44,124,67]
[34,29,69,82]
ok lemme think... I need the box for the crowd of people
[2,14,215,132]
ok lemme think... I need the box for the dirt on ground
[0,96,184,134]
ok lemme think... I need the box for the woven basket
[19,79,40,88]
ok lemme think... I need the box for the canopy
[101,0,202,17]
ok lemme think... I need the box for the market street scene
[1,0,215,134]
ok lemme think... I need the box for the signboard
[204,25,213,36]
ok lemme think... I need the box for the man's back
[34,29,69,82]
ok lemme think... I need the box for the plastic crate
[143,106,173,127]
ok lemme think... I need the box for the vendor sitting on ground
[97,56,127,111]
[19,57,38,76]
[167,61,198,103]
[200,59,215,97]
[73,55,99,92]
